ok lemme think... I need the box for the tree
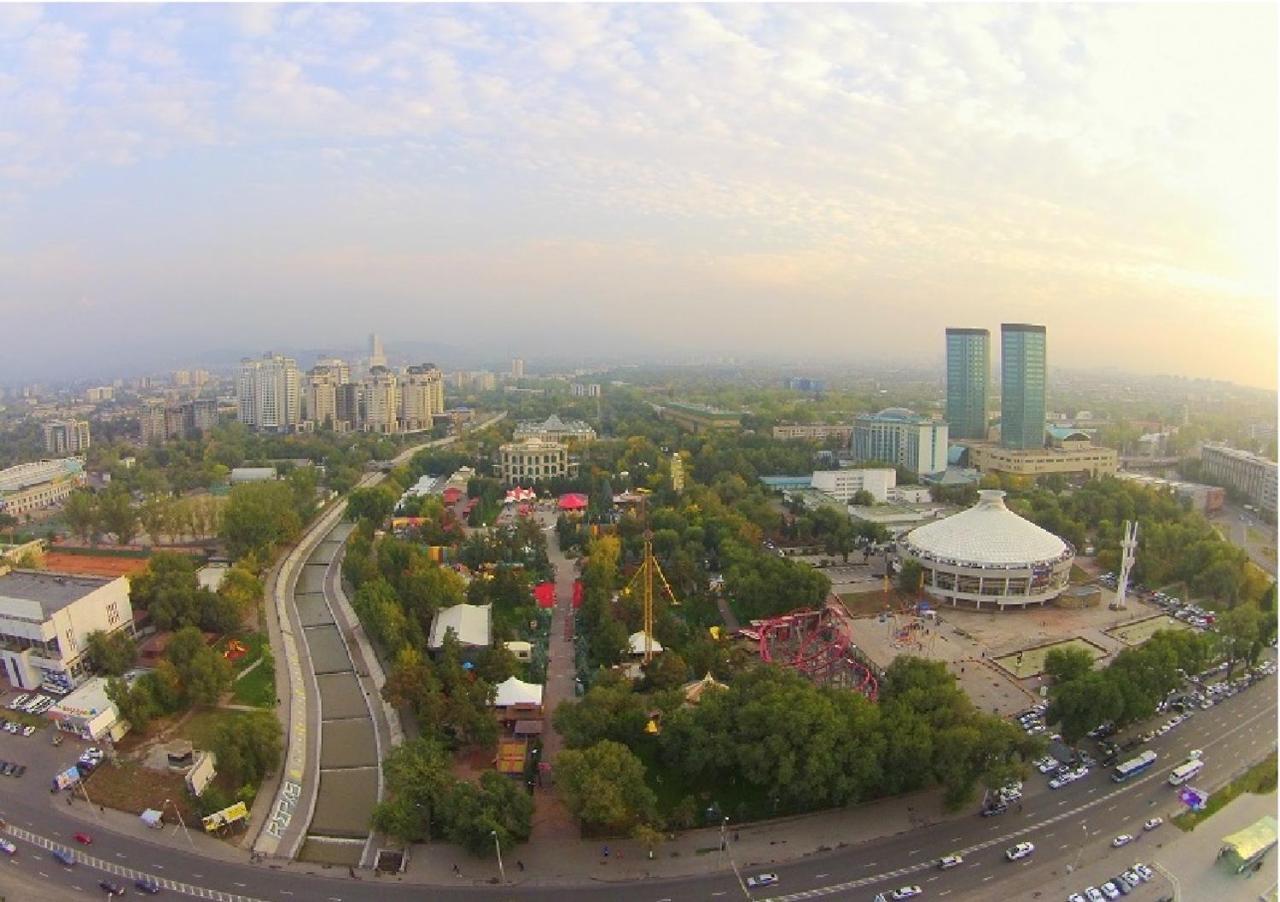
[372,736,457,843]
[850,489,876,507]
[474,644,518,685]
[221,481,303,561]
[553,677,650,749]
[347,485,397,526]
[218,561,264,621]
[211,711,282,787]
[556,740,658,834]
[1043,647,1095,686]
[97,488,139,544]
[64,490,99,543]
[438,772,534,855]
[86,630,136,677]
[106,677,158,733]
[641,650,689,692]
[896,559,923,595]
[1218,604,1265,676]
[166,626,233,705]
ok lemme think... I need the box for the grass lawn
[83,761,199,823]
[232,658,276,707]
[993,637,1108,679]
[838,587,904,616]
[1069,565,1091,584]
[223,631,266,674]
[1173,752,1276,831]
[1107,615,1192,646]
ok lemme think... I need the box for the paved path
[530,509,580,842]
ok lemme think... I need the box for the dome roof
[904,490,1070,565]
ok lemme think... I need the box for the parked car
[1132,863,1154,881]
[1112,834,1134,848]
[745,873,778,888]
[1100,882,1121,900]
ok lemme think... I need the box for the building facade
[965,442,1118,479]
[399,364,445,432]
[369,333,387,369]
[1200,444,1279,516]
[810,468,896,503]
[514,414,597,444]
[0,459,87,517]
[945,327,990,441]
[1000,323,1047,450]
[304,367,339,430]
[43,420,91,456]
[496,438,575,484]
[852,408,949,476]
[237,354,302,432]
[570,383,602,397]
[363,368,399,434]
[772,424,854,443]
[511,358,525,379]
[0,570,134,691]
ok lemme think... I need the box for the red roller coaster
[747,598,880,700]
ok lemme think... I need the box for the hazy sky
[1,3,1275,387]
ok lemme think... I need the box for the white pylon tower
[1111,520,1139,610]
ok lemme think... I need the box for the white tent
[427,604,492,649]
[140,809,164,829]
[492,676,543,708]
[627,631,663,656]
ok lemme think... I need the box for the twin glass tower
[945,324,1046,450]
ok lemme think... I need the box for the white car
[1111,834,1134,848]
[1143,817,1163,831]
[937,854,963,869]
[890,887,922,901]
[1085,887,1104,902]
[1100,883,1120,900]
[1132,863,1153,881]
[0,838,16,856]
[1038,758,1060,773]
[1049,775,1072,789]
[1188,749,1202,759]
[1006,842,1035,861]
[1068,894,1086,902]
[746,873,778,889]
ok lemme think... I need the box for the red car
[73,832,92,845]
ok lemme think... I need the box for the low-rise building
[570,383,602,398]
[1200,443,1278,516]
[772,424,854,443]
[964,440,1118,480]
[0,569,133,691]
[811,468,896,503]
[0,459,86,518]
[48,676,128,741]
[427,604,492,659]
[514,414,597,444]
[1116,472,1226,513]
[852,408,949,476]
[496,438,576,485]
[657,401,743,433]
[229,467,277,484]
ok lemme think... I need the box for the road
[3,664,1273,901]
[1210,501,1277,576]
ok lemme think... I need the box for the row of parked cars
[0,760,27,778]
[1066,861,1155,901]
[6,692,54,716]
[1,717,36,737]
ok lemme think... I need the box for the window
[106,602,120,626]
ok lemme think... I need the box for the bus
[1112,750,1158,783]
[1168,759,1205,786]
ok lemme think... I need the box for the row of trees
[129,552,260,633]
[63,489,226,546]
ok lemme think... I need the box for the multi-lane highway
[3,665,1273,901]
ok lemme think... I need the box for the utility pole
[1071,821,1088,873]
[491,830,506,883]
[164,798,195,848]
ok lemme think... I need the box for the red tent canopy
[572,579,583,608]
[534,582,557,608]
[558,493,589,511]
[442,487,463,504]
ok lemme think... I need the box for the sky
[0,3,1276,388]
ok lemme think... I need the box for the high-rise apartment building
[172,370,191,387]
[305,367,339,430]
[364,367,399,434]
[43,420,91,456]
[945,328,990,441]
[400,364,444,432]
[852,408,949,476]
[369,334,387,369]
[1000,324,1047,450]
[236,354,301,433]
[84,386,114,403]
[140,402,167,444]
[336,383,362,432]
[181,399,218,435]
[511,358,525,379]
[315,358,351,385]
[191,369,210,387]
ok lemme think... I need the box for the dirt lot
[83,761,198,822]
[43,551,150,578]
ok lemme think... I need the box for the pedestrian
[603,845,609,859]
[66,796,72,806]
[99,805,104,813]
[733,831,740,842]
[517,860,524,872]
[452,864,461,876]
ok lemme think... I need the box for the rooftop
[0,569,116,618]
[904,490,1071,566]
[0,458,84,493]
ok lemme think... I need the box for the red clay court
[42,551,151,578]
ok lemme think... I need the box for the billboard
[202,801,249,832]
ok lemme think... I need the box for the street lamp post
[164,798,195,849]
[1071,821,1088,873]
[491,830,506,883]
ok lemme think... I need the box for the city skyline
[0,4,1275,389]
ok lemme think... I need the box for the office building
[514,414,596,444]
[43,420,90,456]
[810,468,896,503]
[172,370,191,387]
[496,438,576,485]
[852,408,949,476]
[84,386,114,403]
[785,377,826,393]
[0,459,86,518]
[191,369,210,387]
[364,367,399,434]
[965,440,1118,480]
[400,364,445,432]
[236,354,301,432]
[772,424,854,443]
[511,358,525,379]
[1200,444,1278,516]
[945,328,990,441]
[0,569,134,690]
[1000,323,1047,450]
[369,333,387,369]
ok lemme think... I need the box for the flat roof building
[1200,443,1278,516]
[964,441,1118,480]
[852,408,949,477]
[0,569,133,691]
[657,401,743,433]
[0,458,86,518]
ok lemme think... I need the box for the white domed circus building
[899,490,1074,610]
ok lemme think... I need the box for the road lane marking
[908,849,921,856]
[982,875,994,882]
[813,874,828,880]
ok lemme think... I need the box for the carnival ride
[749,599,880,700]
[621,530,680,663]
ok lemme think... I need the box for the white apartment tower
[305,367,340,430]
[237,354,301,432]
[400,364,445,432]
[364,368,399,434]
[43,420,91,455]
[511,358,525,379]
